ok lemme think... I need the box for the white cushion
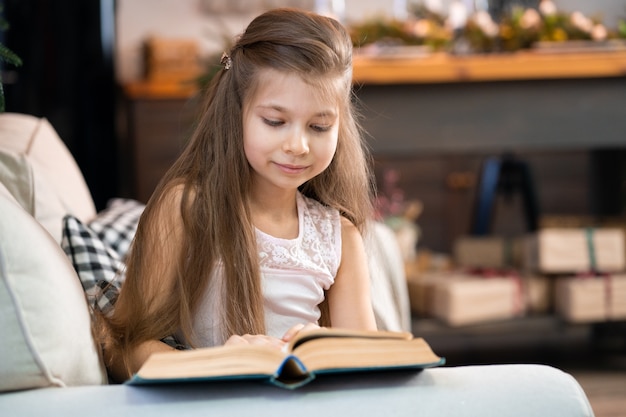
[365,221,412,332]
[0,149,68,242]
[0,183,106,391]
[0,113,96,241]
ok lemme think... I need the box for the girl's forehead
[248,68,344,107]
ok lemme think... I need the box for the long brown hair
[102,8,374,375]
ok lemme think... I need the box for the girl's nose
[283,129,309,155]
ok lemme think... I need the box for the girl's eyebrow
[315,110,338,118]
[258,104,287,112]
[258,104,337,118]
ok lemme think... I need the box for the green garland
[0,2,22,112]
[349,5,626,55]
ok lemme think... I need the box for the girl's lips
[275,163,308,174]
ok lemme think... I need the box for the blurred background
[1,1,626,414]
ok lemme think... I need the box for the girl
[102,7,377,382]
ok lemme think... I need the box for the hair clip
[220,52,232,70]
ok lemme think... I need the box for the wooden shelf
[123,80,199,100]
[352,50,626,84]
[124,50,626,99]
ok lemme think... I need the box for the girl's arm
[105,340,178,382]
[325,217,377,330]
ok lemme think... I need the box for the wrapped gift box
[608,275,626,320]
[453,236,524,269]
[406,272,453,317]
[554,274,626,322]
[431,275,523,326]
[524,228,625,274]
[555,277,605,323]
[521,275,552,314]
[405,251,453,317]
[144,37,202,83]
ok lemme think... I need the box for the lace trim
[256,193,341,277]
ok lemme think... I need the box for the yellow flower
[553,27,568,41]
[500,25,514,39]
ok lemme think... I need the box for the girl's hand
[281,323,324,343]
[225,334,286,350]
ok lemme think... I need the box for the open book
[127,328,445,389]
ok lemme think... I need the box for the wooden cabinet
[122,93,198,203]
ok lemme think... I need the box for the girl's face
[243,69,340,195]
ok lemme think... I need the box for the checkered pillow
[62,209,190,350]
[88,198,145,260]
[61,215,124,315]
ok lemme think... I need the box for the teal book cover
[126,329,445,389]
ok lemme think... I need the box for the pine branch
[0,0,22,112]
[0,42,22,67]
[0,80,5,113]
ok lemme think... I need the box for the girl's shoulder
[297,193,343,255]
[298,192,340,222]
[298,193,359,232]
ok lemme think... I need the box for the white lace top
[191,192,342,347]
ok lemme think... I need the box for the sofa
[0,112,595,416]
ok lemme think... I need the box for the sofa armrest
[0,364,594,417]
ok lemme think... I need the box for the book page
[287,328,413,351]
[136,343,286,380]
[292,337,442,372]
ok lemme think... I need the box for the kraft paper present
[525,228,625,274]
[555,276,605,323]
[521,275,552,314]
[555,274,626,322]
[608,275,626,320]
[406,272,455,317]
[453,236,524,269]
[144,37,202,83]
[431,276,523,327]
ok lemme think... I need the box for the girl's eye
[263,118,283,127]
[311,124,331,133]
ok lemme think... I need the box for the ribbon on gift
[464,267,525,317]
[606,274,615,319]
[585,227,598,273]
[575,270,613,320]
[502,237,515,269]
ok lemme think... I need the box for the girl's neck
[248,190,299,239]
